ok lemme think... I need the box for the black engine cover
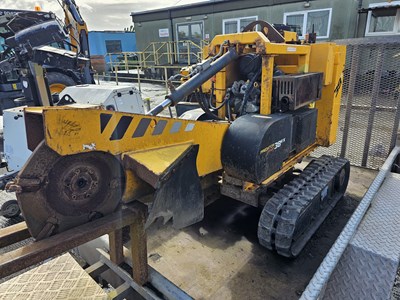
[221,114,292,184]
[290,108,318,153]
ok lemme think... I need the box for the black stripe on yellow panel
[152,120,167,136]
[110,116,133,140]
[132,118,151,138]
[100,113,112,133]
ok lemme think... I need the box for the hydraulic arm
[61,0,92,83]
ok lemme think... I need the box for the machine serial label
[260,138,286,155]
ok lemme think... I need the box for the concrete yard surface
[0,151,378,299]
[0,143,378,299]
[0,164,377,298]
[144,166,377,299]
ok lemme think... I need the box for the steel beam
[109,228,124,265]
[0,202,147,280]
[127,202,148,285]
[0,222,30,248]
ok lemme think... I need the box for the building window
[177,22,204,41]
[365,2,400,36]
[223,16,258,34]
[284,8,332,39]
[105,40,122,53]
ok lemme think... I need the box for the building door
[176,21,203,64]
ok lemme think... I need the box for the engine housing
[221,108,318,184]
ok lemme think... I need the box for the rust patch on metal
[255,38,266,54]
[0,202,148,282]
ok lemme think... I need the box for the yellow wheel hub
[49,83,67,94]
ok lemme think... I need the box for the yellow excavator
[51,0,93,93]
[9,21,349,257]
[42,0,93,94]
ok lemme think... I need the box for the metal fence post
[340,45,359,158]
[124,53,129,74]
[168,42,172,64]
[187,41,191,66]
[174,41,178,64]
[390,96,400,150]
[152,43,157,65]
[136,65,141,93]
[115,66,119,85]
[164,67,169,94]
[361,45,385,167]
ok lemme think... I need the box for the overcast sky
[2,0,208,31]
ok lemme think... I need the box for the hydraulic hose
[239,67,261,116]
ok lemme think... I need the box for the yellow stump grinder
[10,21,349,257]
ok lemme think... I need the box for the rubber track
[258,155,349,257]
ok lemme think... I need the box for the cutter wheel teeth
[257,155,350,258]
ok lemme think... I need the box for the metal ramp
[0,253,107,300]
[302,145,400,300]
[0,201,192,300]
[324,172,400,299]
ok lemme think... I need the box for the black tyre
[46,72,77,95]
[1,199,21,218]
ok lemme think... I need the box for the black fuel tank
[221,114,292,184]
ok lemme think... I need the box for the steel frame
[0,201,148,283]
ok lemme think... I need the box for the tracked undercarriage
[258,156,350,257]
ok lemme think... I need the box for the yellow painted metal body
[122,143,193,202]
[24,30,346,196]
[310,44,346,146]
[283,31,298,42]
[202,31,345,149]
[38,108,229,177]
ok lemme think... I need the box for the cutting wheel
[14,142,125,239]
[46,153,121,216]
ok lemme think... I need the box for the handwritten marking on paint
[60,118,81,136]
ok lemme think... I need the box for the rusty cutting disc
[15,141,125,239]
